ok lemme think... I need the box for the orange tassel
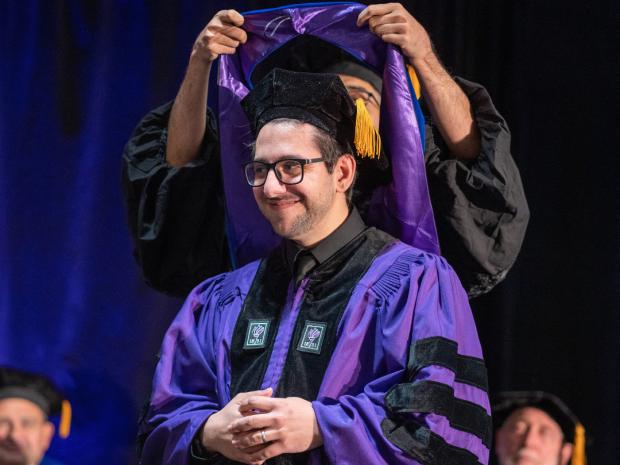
[59,400,72,438]
[354,98,381,159]
[571,423,586,465]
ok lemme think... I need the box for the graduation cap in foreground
[0,366,72,438]
[242,67,380,161]
[493,391,586,465]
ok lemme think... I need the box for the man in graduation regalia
[122,3,529,300]
[0,367,71,465]
[139,69,491,465]
[492,391,587,465]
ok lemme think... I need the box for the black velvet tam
[241,68,356,153]
[0,366,64,417]
[493,391,580,442]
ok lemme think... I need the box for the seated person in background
[123,3,529,299]
[139,69,491,465]
[0,367,70,465]
[493,391,586,465]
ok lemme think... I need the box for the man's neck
[284,208,366,284]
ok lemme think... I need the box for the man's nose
[262,168,287,197]
[0,421,17,439]
[521,427,540,448]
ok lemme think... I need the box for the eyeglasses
[243,158,325,187]
[345,85,380,108]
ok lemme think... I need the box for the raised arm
[359,4,529,297]
[358,3,480,160]
[121,11,245,295]
[166,10,247,167]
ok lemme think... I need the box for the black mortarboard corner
[493,391,586,465]
[0,366,72,438]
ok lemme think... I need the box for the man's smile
[264,197,301,209]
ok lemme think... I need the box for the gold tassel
[571,423,586,465]
[354,98,381,159]
[406,64,421,99]
[59,400,72,439]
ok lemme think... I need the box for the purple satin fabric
[218,3,439,266]
[260,280,306,391]
[312,242,489,464]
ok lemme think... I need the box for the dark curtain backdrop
[1,1,617,464]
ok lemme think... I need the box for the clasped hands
[200,387,323,465]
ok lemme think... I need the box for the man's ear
[560,442,573,465]
[41,421,55,450]
[334,154,356,193]
[494,427,508,459]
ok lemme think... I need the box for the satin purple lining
[260,279,308,391]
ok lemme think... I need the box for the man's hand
[167,9,247,166]
[357,3,433,64]
[192,9,247,64]
[228,396,323,463]
[200,387,272,463]
[359,3,481,159]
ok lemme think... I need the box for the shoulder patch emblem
[297,321,327,355]
[244,319,271,349]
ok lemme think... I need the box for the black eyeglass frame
[243,157,325,187]
[345,85,381,107]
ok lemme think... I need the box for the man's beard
[266,188,335,240]
[287,196,332,239]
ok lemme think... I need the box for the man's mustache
[513,447,540,462]
[263,194,302,203]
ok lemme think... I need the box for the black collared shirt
[284,208,366,285]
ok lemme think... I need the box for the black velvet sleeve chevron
[382,336,491,465]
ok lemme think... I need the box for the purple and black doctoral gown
[140,227,491,465]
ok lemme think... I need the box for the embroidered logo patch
[244,319,271,349]
[297,321,327,354]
